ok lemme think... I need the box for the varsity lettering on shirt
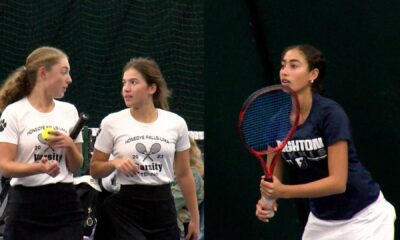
[0,97,82,187]
[95,108,190,186]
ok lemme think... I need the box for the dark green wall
[205,0,399,239]
[205,1,304,239]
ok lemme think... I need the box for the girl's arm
[0,143,60,177]
[174,149,200,240]
[90,149,139,179]
[261,140,348,199]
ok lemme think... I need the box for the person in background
[172,136,204,239]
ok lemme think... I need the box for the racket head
[238,85,300,166]
[135,143,146,154]
[149,143,161,154]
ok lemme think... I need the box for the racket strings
[242,91,293,152]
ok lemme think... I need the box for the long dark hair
[282,44,326,95]
[123,57,171,110]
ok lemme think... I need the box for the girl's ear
[149,83,157,95]
[310,68,319,82]
[37,66,47,81]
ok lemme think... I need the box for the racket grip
[263,197,275,218]
[70,112,90,140]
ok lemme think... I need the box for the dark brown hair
[282,44,326,95]
[123,57,171,110]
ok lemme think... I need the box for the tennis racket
[238,85,300,217]
[136,143,161,161]
[70,112,90,140]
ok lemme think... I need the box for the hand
[185,219,200,240]
[111,158,140,177]
[260,176,284,199]
[46,130,75,149]
[255,197,278,223]
[40,157,61,177]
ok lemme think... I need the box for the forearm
[65,144,83,173]
[176,173,200,223]
[0,160,43,178]
[90,160,115,179]
[281,176,346,199]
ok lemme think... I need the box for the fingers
[44,130,61,143]
[255,198,277,222]
[40,158,61,177]
[185,223,199,240]
[47,160,61,177]
[40,157,48,164]
[114,159,140,177]
[256,204,271,222]
[45,131,74,148]
[260,179,275,198]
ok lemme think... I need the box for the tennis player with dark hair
[90,57,200,240]
[0,46,84,240]
[255,44,396,239]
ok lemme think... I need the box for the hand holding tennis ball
[41,127,56,143]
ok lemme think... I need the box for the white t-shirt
[95,108,190,185]
[0,97,83,186]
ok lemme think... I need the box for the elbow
[0,162,11,178]
[68,165,81,175]
[1,170,12,178]
[89,162,100,179]
[70,159,84,175]
[336,186,346,194]
[89,170,100,180]
[333,182,347,194]
[175,170,190,182]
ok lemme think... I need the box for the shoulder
[313,94,342,109]
[101,108,130,125]
[3,97,27,111]
[1,98,28,118]
[158,109,186,124]
[54,100,78,113]
[313,94,348,118]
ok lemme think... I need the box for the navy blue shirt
[281,93,380,220]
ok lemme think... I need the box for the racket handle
[263,197,275,218]
[70,112,90,140]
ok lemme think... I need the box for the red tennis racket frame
[238,85,300,179]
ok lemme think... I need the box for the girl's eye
[131,79,140,85]
[122,80,139,85]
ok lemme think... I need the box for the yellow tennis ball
[41,127,56,142]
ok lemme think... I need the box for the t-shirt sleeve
[0,107,19,144]
[94,117,113,154]
[322,104,352,146]
[176,118,190,152]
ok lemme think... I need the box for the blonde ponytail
[0,46,67,112]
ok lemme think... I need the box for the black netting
[0,0,203,130]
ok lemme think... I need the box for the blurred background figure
[172,136,204,240]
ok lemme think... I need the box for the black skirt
[4,183,84,240]
[94,184,179,240]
